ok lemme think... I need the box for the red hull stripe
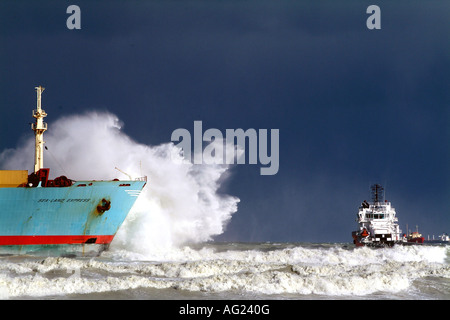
[0,235,114,246]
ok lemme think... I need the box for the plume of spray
[0,112,240,257]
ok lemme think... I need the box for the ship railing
[135,176,147,182]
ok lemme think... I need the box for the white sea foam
[0,244,448,299]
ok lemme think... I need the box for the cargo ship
[352,184,404,247]
[0,86,146,256]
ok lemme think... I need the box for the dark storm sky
[0,1,448,243]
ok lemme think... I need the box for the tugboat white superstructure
[352,184,403,247]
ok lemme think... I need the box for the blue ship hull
[0,179,145,255]
[1,86,147,255]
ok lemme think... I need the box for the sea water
[0,242,448,300]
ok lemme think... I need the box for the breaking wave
[0,111,240,253]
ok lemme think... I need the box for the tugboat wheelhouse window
[365,213,386,219]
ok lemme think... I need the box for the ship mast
[371,183,384,204]
[31,86,48,173]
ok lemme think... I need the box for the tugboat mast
[31,86,47,173]
[371,183,384,204]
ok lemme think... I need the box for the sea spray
[0,111,240,254]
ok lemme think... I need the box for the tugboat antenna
[371,184,384,203]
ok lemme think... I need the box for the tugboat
[352,184,403,247]
[405,226,425,244]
